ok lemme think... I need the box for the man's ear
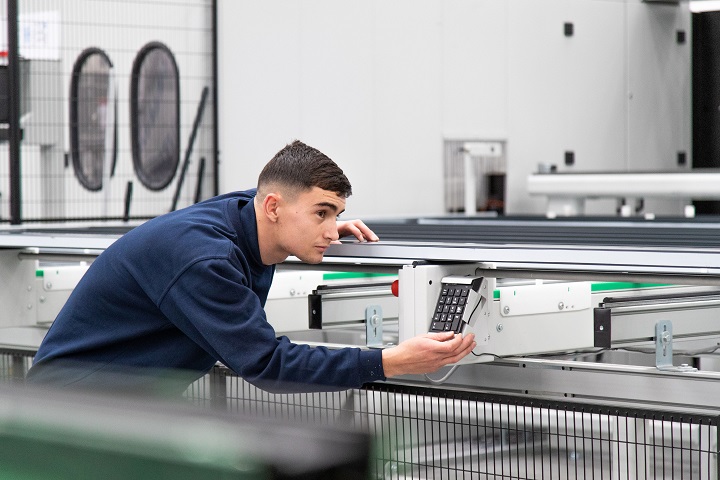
[261,192,282,223]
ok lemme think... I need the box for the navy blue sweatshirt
[26,190,385,394]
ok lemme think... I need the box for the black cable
[470,351,505,360]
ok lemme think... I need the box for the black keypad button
[451,316,461,332]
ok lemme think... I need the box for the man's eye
[317,211,326,218]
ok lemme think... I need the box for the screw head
[496,323,504,332]
[503,306,510,315]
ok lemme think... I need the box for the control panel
[397,263,594,366]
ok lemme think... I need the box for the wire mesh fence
[204,365,720,480]
[0,351,32,383]
[0,351,717,479]
[0,0,216,223]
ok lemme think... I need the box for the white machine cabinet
[506,0,690,216]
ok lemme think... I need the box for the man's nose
[325,221,339,241]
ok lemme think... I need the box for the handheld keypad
[429,276,483,334]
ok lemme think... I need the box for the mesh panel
[3,354,719,478]
[130,41,180,191]
[192,366,720,480]
[0,1,215,222]
[0,352,32,383]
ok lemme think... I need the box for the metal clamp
[365,305,383,347]
[655,320,697,372]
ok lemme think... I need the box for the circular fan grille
[69,47,117,192]
[130,42,180,191]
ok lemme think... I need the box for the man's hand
[381,332,477,377]
[336,219,379,242]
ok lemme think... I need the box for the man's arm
[381,332,477,377]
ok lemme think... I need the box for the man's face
[276,186,346,264]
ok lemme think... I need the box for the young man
[26,141,476,394]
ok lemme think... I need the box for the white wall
[218,0,691,217]
[218,0,510,217]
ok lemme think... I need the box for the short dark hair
[257,140,352,198]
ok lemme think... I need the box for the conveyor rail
[363,216,720,248]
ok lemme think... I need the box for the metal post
[716,416,720,480]
[463,150,476,216]
[7,0,21,224]
[211,0,220,197]
[209,364,227,410]
[10,354,25,382]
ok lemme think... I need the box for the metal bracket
[365,305,383,347]
[655,320,697,372]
